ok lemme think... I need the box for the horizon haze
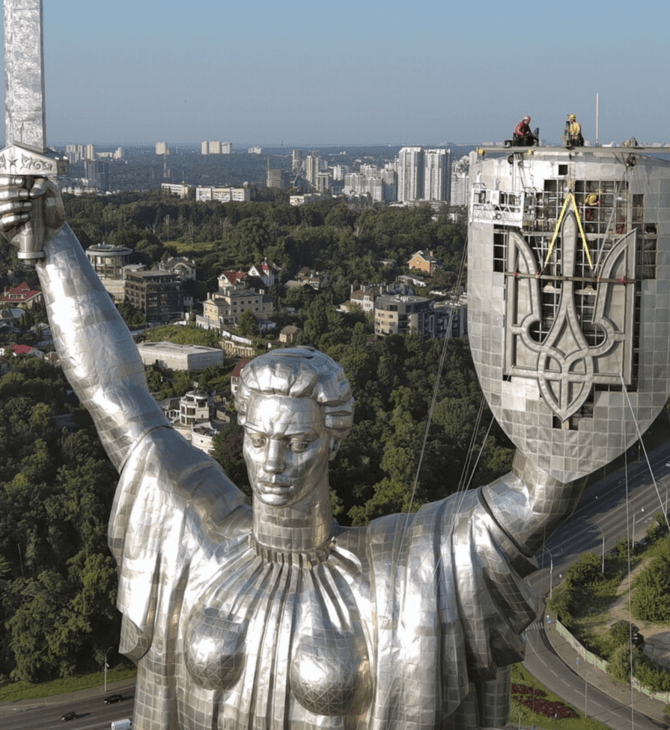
[1,0,668,148]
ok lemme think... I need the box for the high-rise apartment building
[266,169,287,189]
[305,154,321,185]
[84,159,109,192]
[450,156,470,206]
[200,141,232,155]
[155,141,169,156]
[292,149,303,174]
[423,148,451,201]
[397,147,423,202]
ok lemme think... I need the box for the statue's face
[242,394,333,508]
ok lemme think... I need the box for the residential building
[155,141,169,155]
[200,288,273,329]
[433,301,468,338]
[86,243,133,279]
[200,141,231,155]
[230,358,251,396]
[347,285,385,314]
[424,148,451,201]
[450,156,470,206]
[158,257,197,282]
[397,147,423,202]
[305,155,321,185]
[124,270,184,326]
[83,159,110,191]
[375,294,467,339]
[248,146,262,154]
[314,172,332,194]
[178,390,212,427]
[3,343,44,359]
[136,341,223,371]
[85,243,133,300]
[266,169,287,189]
[407,250,442,275]
[218,271,247,290]
[1,282,42,308]
[292,149,303,174]
[161,183,195,199]
[289,194,320,206]
[196,186,251,203]
[247,261,275,287]
[279,325,301,344]
[375,294,431,336]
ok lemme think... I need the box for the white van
[110,720,132,730]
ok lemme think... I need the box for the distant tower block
[468,147,670,483]
[397,146,423,202]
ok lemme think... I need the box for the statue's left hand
[0,175,65,250]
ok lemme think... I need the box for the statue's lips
[258,482,293,496]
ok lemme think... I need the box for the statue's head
[235,347,354,507]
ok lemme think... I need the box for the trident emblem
[504,198,637,424]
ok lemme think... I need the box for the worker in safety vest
[565,114,584,147]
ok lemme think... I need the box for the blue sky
[2,0,669,147]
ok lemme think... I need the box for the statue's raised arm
[0,176,168,469]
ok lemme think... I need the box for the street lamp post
[594,523,605,573]
[539,547,554,600]
[576,658,588,718]
[635,507,645,541]
[103,645,114,694]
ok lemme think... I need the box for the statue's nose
[264,439,285,473]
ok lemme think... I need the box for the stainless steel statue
[0,177,582,730]
[2,147,670,729]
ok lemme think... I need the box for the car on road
[104,693,124,704]
[61,711,77,721]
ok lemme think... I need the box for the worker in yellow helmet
[565,114,584,148]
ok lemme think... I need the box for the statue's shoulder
[119,425,246,517]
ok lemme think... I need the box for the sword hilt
[16,175,45,261]
[0,144,68,264]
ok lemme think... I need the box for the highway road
[0,683,135,730]
[522,438,670,729]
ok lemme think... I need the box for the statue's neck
[252,488,333,553]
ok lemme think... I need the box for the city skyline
[1,0,668,147]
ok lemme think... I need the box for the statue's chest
[181,538,372,726]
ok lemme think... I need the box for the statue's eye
[289,440,309,453]
[249,434,266,448]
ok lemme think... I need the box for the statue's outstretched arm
[482,451,585,556]
[0,177,169,470]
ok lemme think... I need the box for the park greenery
[549,518,670,694]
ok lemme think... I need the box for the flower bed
[511,683,578,719]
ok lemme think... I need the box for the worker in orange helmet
[565,114,584,147]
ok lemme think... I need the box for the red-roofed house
[248,260,275,287]
[1,282,42,308]
[218,271,247,291]
[4,343,44,359]
[230,358,251,396]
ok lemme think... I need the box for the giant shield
[468,149,670,483]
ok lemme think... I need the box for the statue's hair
[235,347,355,437]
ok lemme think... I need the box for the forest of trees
[0,194,518,684]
